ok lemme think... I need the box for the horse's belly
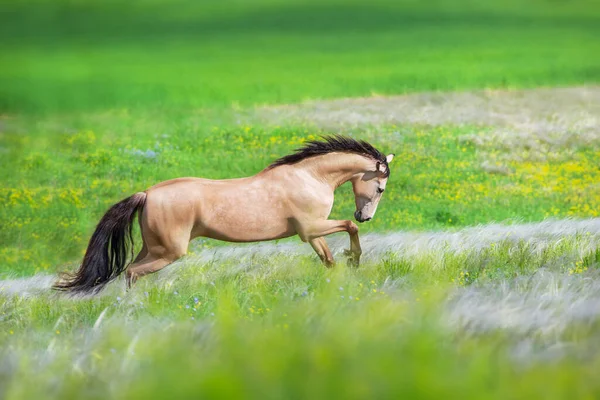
[194,213,296,243]
[190,178,298,242]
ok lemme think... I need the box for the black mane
[268,135,389,176]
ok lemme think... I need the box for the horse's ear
[386,154,395,163]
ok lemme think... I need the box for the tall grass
[2,232,600,399]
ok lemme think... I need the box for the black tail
[53,192,147,294]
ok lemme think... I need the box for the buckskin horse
[54,135,394,294]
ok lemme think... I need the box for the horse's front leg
[343,229,362,268]
[298,219,361,267]
[309,237,335,267]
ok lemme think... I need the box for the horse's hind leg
[126,200,192,288]
[126,255,173,288]
[132,211,149,263]
[126,235,189,287]
[132,242,148,263]
[125,227,190,288]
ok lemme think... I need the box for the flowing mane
[268,135,390,176]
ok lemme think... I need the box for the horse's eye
[377,187,385,193]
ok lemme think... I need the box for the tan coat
[54,136,393,294]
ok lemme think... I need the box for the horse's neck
[299,153,372,189]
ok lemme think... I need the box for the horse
[54,135,394,294]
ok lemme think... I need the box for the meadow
[1,0,600,398]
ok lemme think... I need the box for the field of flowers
[2,113,599,276]
[2,0,600,398]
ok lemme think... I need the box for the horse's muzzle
[354,210,372,223]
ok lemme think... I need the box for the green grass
[2,0,600,398]
[2,116,600,276]
[2,0,599,112]
[2,236,600,399]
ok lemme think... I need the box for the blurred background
[2,0,599,112]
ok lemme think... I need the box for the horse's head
[351,154,394,223]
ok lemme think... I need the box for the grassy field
[2,0,599,112]
[2,228,600,399]
[2,0,600,398]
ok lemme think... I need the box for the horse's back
[147,177,209,191]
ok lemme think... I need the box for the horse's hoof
[344,249,360,268]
